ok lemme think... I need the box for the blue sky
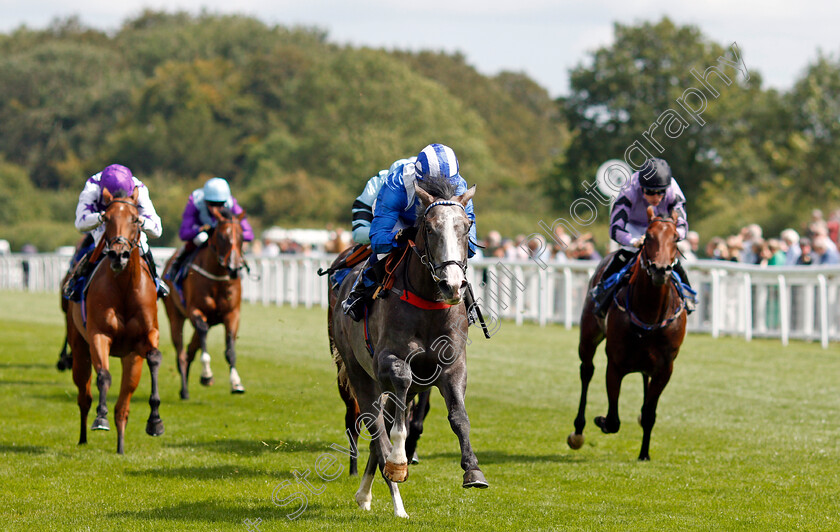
[1,0,836,97]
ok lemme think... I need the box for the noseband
[640,216,678,278]
[104,199,141,254]
[414,200,470,284]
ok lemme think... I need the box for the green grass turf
[0,291,838,531]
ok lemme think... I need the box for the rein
[614,219,684,332]
[104,199,141,254]
[412,200,470,284]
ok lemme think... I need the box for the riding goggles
[642,188,667,196]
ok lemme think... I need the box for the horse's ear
[131,187,139,202]
[414,182,434,207]
[236,210,246,222]
[646,205,655,222]
[102,187,113,204]
[457,185,476,207]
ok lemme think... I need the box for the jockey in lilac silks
[341,143,477,321]
[589,157,694,318]
[166,177,254,284]
[62,163,168,300]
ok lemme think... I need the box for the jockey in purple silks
[62,163,168,300]
[589,157,695,318]
[166,177,254,283]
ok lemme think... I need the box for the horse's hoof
[56,358,72,371]
[230,384,245,394]
[354,490,372,511]
[463,469,489,489]
[180,390,189,400]
[200,376,214,386]
[638,454,651,462]
[594,416,618,434]
[91,417,110,431]
[567,433,585,450]
[410,451,419,465]
[383,461,409,483]
[145,418,164,437]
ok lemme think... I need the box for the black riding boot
[342,258,385,322]
[143,249,169,299]
[62,253,94,301]
[590,250,636,319]
[672,260,696,313]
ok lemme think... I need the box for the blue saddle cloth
[330,267,352,290]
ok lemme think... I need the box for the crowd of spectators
[698,209,840,266]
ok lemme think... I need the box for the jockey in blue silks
[589,157,695,318]
[351,157,416,245]
[342,143,477,321]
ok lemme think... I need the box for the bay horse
[568,206,687,461]
[66,188,164,454]
[330,178,487,519]
[163,206,246,399]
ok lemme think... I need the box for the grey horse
[329,177,488,518]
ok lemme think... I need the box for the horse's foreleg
[355,445,377,510]
[145,348,165,437]
[189,311,213,386]
[223,310,244,393]
[377,354,412,484]
[90,333,112,432]
[438,371,488,489]
[569,328,601,450]
[405,390,431,464]
[638,367,673,461]
[114,354,143,454]
[595,361,623,434]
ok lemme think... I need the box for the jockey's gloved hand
[97,212,106,226]
[631,236,645,248]
[193,231,209,246]
[395,227,418,245]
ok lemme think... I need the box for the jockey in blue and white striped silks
[351,157,416,245]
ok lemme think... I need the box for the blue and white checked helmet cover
[415,144,460,184]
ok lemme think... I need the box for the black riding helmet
[638,158,671,191]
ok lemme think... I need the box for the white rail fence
[2,251,839,347]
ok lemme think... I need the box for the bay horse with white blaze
[163,206,247,398]
[66,188,164,454]
[568,206,687,461]
[330,178,487,518]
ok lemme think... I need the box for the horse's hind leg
[405,390,431,464]
[638,368,673,461]
[166,302,190,399]
[114,354,143,454]
[338,378,360,476]
[70,337,91,445]
[438,371,488,489]
[145,348,165,437]
[354,444,377,510]
[569,319,603,449]
[223,310,244,394]
[57,334,72,371]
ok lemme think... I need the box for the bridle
[104,199,141,255]
[208,217,244,273]
[639,216,678,278]
[412,200,471,284]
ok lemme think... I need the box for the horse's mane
[415,176,458,224]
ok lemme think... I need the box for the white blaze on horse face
[434,208,467,300]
